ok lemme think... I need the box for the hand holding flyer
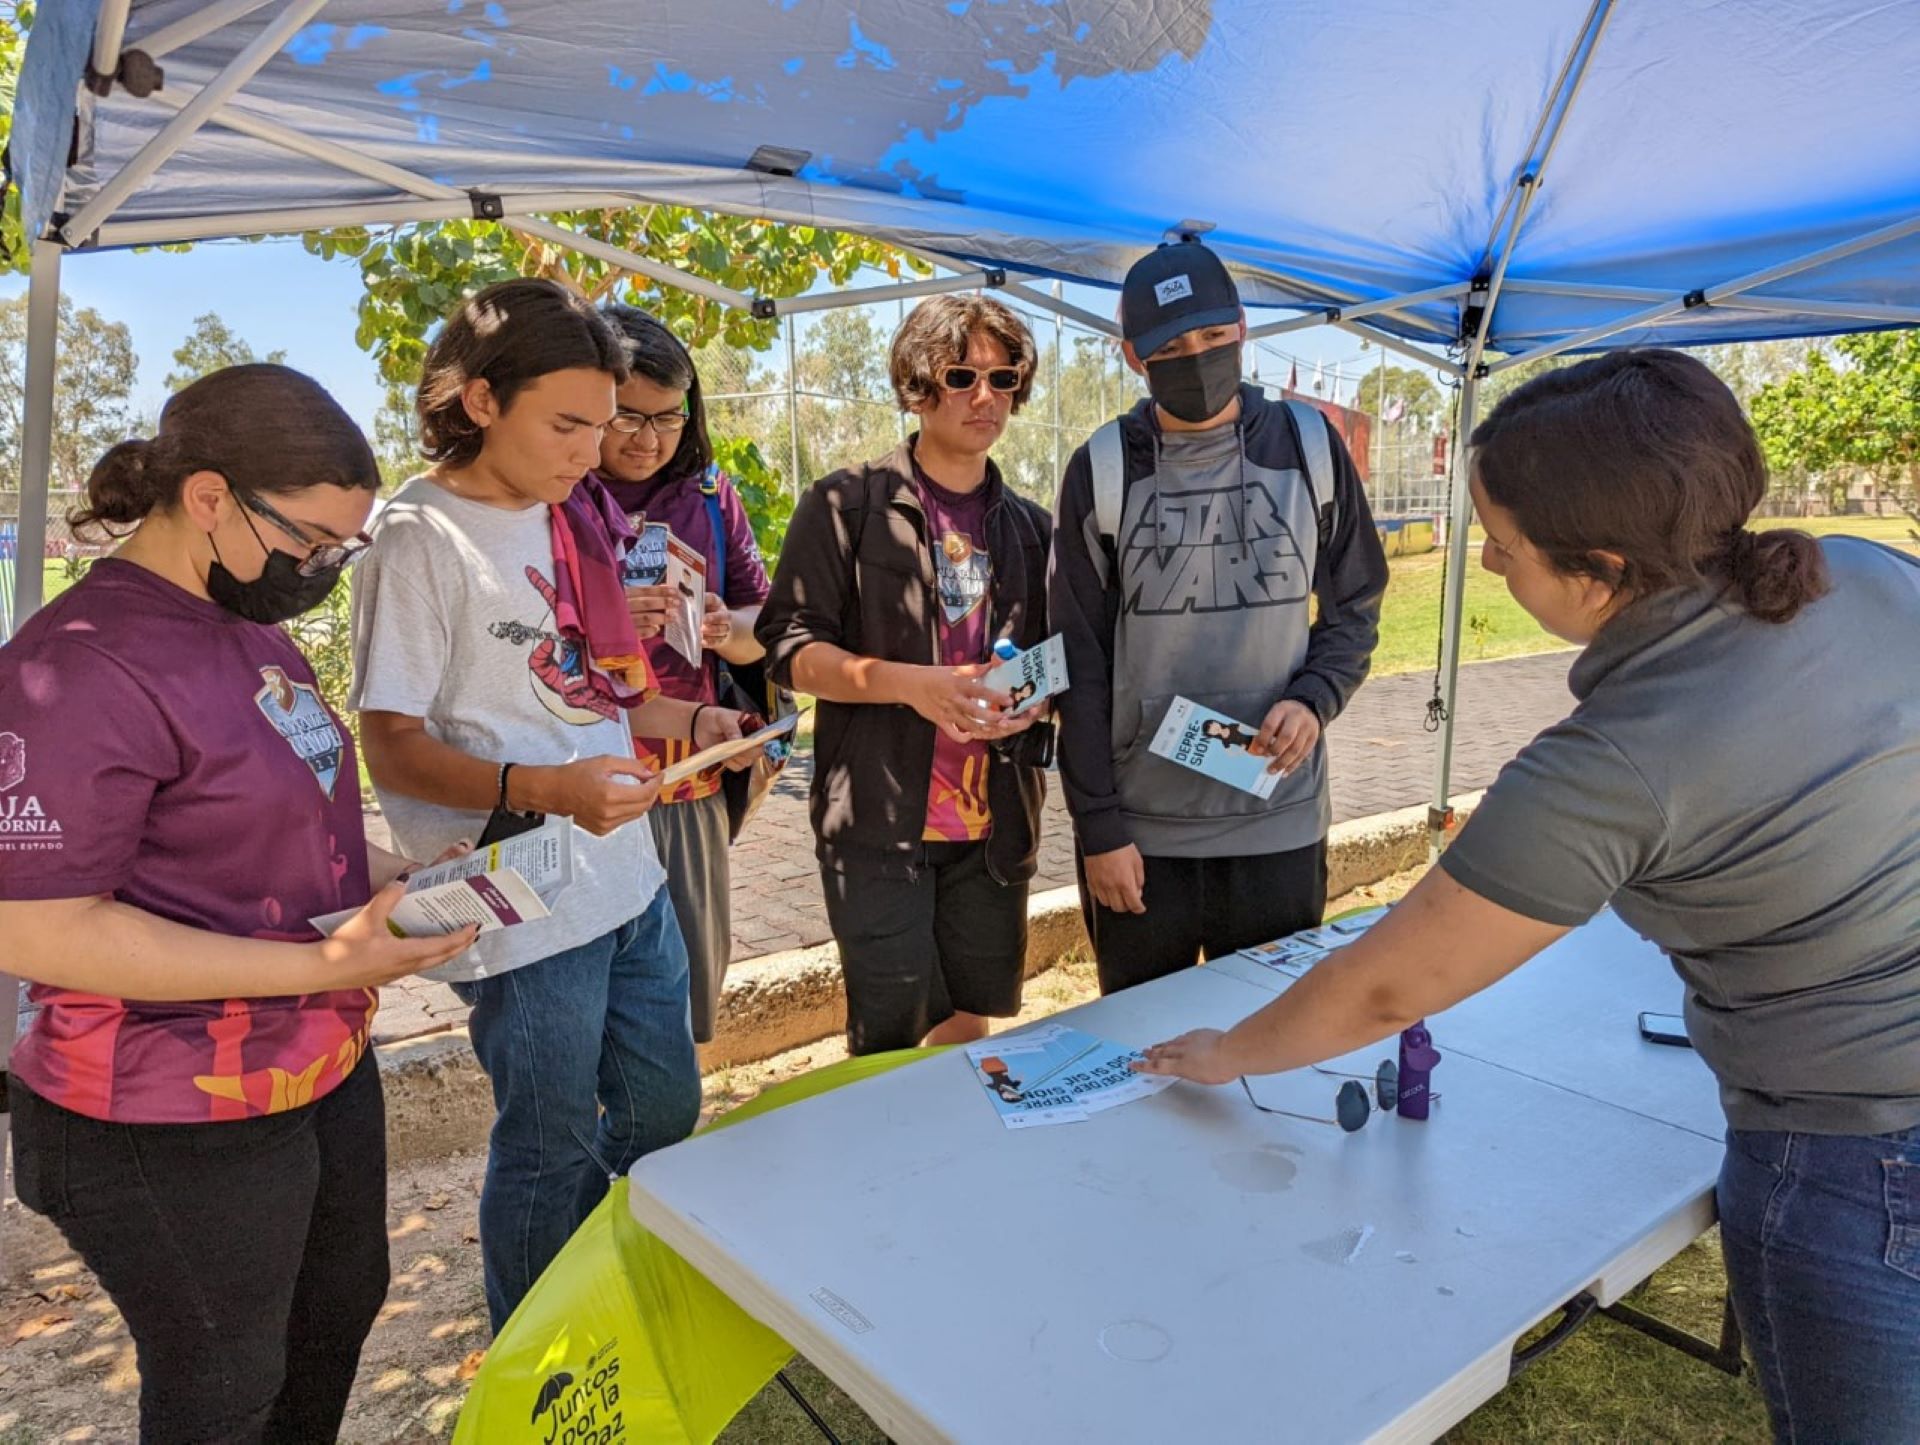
[1148,696,1284,799]
[310,822,576,939]
[657,712,803,789]
[984,635,1069,716]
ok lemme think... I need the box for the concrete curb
[377,792,1482,1164]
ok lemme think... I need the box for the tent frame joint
[469,190,505,221]
[1682,288,1708,310]
[751,296,779,320]
[84,48,165,100]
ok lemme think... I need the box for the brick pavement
[359,650,1577,1045]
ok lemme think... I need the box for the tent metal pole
[156,91,762,314]
[92,0,135,78]
[1335,320,1463,378]
[767,268,1006,316]
[58,0,333,248]
[784,314,803,501]
[1709,295,1920,326]
[94,192,652,247]
[133,0,281,61]
[898,245,1122,335]
[1245,281,1470,341]
[12,240,63,631]
[1502,278,1670,302]
[1488,209,1920,372]
[1477,0,1610,267]
[1427,366,1482,860]
[510,217,754,312]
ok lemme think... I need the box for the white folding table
[630,916,1731,1444]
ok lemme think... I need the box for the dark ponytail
[70,364,377,542]
[1719,525,1829,625]
[1471,348,1829,625]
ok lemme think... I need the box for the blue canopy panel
[17,0,1920,358]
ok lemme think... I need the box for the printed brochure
[984,634,1069,716]
[620,522,706,665]
[658,712,804,789]
[1236,907,1388,975]
[1147,695,1283,799]
[310,821,576,939]
[965,1023,1172,1129]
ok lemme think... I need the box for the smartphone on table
[1637,1011,1692,1048]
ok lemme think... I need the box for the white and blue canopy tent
[11,0,1920,850]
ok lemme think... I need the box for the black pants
[10,1057,391,1444]
[823,840,1029,1055]
[1077,841,1329,995]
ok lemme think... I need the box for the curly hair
[888,293,1036,413]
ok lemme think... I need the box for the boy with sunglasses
[757,294,1055,1055]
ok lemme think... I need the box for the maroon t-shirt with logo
[0,560,375,1124]
[601,465,773,803]
[914,462,994,842]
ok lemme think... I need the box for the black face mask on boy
[1144,339,1243,425]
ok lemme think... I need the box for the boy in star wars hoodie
[1050,240,1389,994]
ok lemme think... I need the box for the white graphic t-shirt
[350,477,666,982]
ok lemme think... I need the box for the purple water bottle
[1397,1021,1442,1120]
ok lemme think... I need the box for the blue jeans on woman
[1718,1123,1920,1442]
[450,889,701,1333]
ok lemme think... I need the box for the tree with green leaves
[0,292,138,489]
[1750,331,1920,513]
[306,212,917,386]
[0,3,33,275]
[164,311,287,391]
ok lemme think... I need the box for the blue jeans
[451,891,701,1333]
[1719,1124,1920,1443]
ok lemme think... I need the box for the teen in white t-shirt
[351,279,746,1333]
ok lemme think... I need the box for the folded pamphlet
[1236,907,1387,975]
[620,522,706,665]
[965,1023,1172,1129]
[984,634,1069,716]
[1147,695,1283,799]
[658,712,803,789]
[310,820,576,939]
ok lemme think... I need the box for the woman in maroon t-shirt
[0,366,475,1441]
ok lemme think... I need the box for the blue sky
[0,235,1402,436]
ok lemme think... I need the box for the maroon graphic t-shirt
[0,560,375,1123]
[601,465,773,804]
[914,462,994,842]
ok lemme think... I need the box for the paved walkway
[362,650,1577,1045]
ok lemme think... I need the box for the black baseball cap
[1120,240,1242,358]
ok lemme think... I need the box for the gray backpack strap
[1085,417,1127,588]
[1284,398,1337,551]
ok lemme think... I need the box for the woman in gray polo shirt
[1139,349,1920,1442]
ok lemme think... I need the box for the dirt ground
[0,871,1420,1443]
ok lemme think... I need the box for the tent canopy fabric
[15,0,1920,364]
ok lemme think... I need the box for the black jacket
[756,440,1054,880]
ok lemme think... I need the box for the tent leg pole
[13,239,62,632]
[5,238,64,1206]
[1427,369,1481,860]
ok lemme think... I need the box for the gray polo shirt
[1441,537,1920,1136]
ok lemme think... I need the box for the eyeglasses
[238,491,372,577]
[940,365,1025,395]
[608,408,690,436]
[1240,1059,1402,1133]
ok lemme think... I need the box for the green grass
[718,1233,1771,1443]
[1373,546,1568,678]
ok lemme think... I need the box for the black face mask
[1145,340,1243,424]
[207,536,345,624]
